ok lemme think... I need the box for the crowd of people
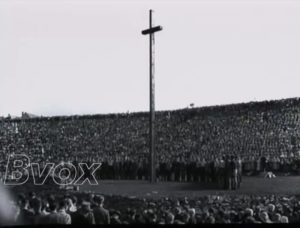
[1,187,300,225]
[1,98,300,184]
[1,98,300,225]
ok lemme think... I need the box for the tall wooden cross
[141,10,163,183]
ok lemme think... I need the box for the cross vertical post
[149,9,155,184]
[142,10,163,183]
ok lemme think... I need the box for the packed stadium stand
[1,97,300,181]
[2,98,300,225]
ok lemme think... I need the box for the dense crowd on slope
[1,98,300,182]
[2,189,300,225]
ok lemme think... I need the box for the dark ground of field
[78,176,300,199]
[8,176,300,199]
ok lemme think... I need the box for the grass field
[77,176,300,199]
[9,176,300,199]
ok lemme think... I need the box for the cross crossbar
[141,26,163,35]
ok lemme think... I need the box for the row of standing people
[97,155,243,190]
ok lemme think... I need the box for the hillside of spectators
[1,97,300,181]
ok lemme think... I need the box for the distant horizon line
[2,96,300,119]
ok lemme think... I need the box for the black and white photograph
[1,0,300,226]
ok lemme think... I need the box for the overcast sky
[1,0,300,116]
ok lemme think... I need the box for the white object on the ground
[265,172,276,178]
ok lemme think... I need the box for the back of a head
[165,212,175,224]
[68,195,77,207]
[207,215,215,224]
[180,212,190,223]
[65,198,73,209]
[18,194,27,207]
[244,208,254,217]
[59,199,69,210]
[28,191,36,199]
[274,213,281,222]
[281,216,289,223]
[94,195,105,206]
[268,204,275,213]
[188,208,196,216]
[260,211,269,222]
[31,197,42,213]
[47,196,57,212]
[81,201,92,212]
